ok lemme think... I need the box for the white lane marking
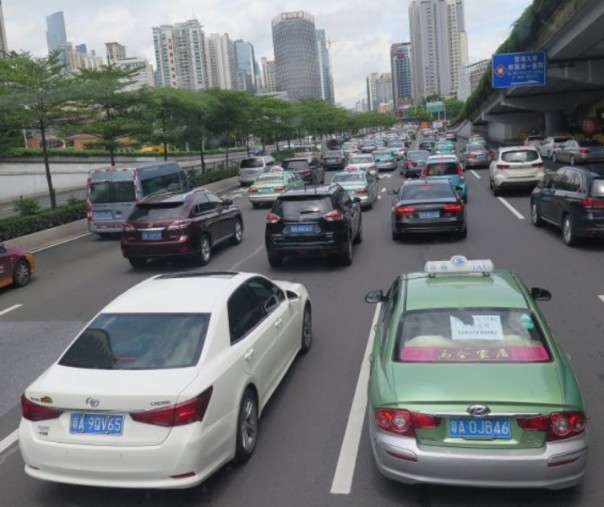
[497,197,525,220]
[380,188,387,193]
[0,429,18,455]
[32,232,91,253]
[470,170,481,179]
[0,304,22,316]
[330,303,381,495]
[229,244,265,271]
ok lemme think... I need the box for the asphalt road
[0,157,603,507]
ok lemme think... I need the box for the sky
[2,0,534,108]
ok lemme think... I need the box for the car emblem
[86,397,100,408]
[298,216,304,223]
[40,396,53,404]
[467,404,490,417]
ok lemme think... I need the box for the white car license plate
[70,413,124,435]
[448,417,511,439]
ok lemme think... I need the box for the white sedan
[19,271,312,489]
[346,154,378,176]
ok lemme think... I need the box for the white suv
[489,146,545,196]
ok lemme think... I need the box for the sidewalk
[5,176,241,253]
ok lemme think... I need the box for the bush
[13,197,41,216]
[0,200,86,241]
[187,165,237,188]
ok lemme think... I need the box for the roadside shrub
[187,166,237,188]
[13,197,41,216]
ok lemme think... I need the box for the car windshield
[350,156,373,164]
[59,313,209,370]
[395,308,551,363]
[425,162,459,176]
[273,196,331,218]
[240,158,264,168]
[501,150,539,162]
[401,183,455,200]
[90,181,135,203]
[129,202,186,220]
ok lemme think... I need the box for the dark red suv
[120,189,243,268]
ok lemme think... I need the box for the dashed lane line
[0,304,22,316]
[497,197,525,220]
[470,170,481,179]
[0,429,18,456]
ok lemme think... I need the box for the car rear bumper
[121,237,197,259]
[249,192,279,204]
[370,423,588,490]
[88,221,124,234]
[494,173,544,188]
[393,217,465,235]
[266,235,347,256]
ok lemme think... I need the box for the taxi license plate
[70,413,124,435]
[260,188,273,193]
[92,211,112,219]
[448,417,511,439]
[288,224,316,233]
[142,231,162,240]
[418,211,439,219]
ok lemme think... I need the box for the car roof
[401,270,529,311]
[101,271,253,314]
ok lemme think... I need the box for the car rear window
[129,202,186,220]
[282,160,310,170]
[333,173,365,183]
[467,144,487,151]
[273,196,332,218]
[395,308,550,363]
[59,313,209,370]
[350,156,374,164]
[501,150,539,162]
[425,162,459,176]
[401,183,455,200]
[240,158,264,168]
[591,179,604,197]
[90,181,136,203]
[553,137,571,143]
[325,151,343,157]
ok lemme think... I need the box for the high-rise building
[114,57,155,91]
[367,73,393,111]
[152,20,209,90]
[106,42,127,63]
[408,0,468,101]
[390,43,412,110]
[46,11,67,53]
[316,29,335,104]
[234,40,258,92]
[457,59,489,101]
[206,33,236,90]
[272,11,322,101]
[261,57,277,92]
[0,1,8,56]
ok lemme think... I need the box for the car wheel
[12,260,31,287]
[552,153,558,163]
[128,258,147,269]
[570,155,576,166]
[457,227,468,240]
[531,202,543,227]
[267,252,283,267]
[562,215,578,246]
[341,236,353,266]
[198,235,212,266]
[354,219,363,244]
[230,218,243,245]
[392,228,400,241]
[235,388,258,463]
[299,304,312,354]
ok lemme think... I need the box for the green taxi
[434,140,456,154]
[247,168,304,208]
[365,256,587,490]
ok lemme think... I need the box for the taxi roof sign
[424,256,494,275]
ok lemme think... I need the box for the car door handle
[274,318,282,328]
[244,349,254,361]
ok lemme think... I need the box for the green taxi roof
[402,270,529,311]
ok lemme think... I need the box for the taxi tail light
[131,387,213,427]
[456,165,464,177]
[532,162,545,168]
[496,163,511,169]
[122,223,136,233]
[517,411,586,441]
[248,187,258,193]
[443,203,464,213]
[581,197,604,209]
[356,188,368,194]
[375,408,440,437]
[395,205,415,216]
[369,164,377,172]
[323,209,344,221]
[273,185,285,192]
[167,219,191,231]
[21,395,63,421]
[266,212,281,224]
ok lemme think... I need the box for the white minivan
[238,156,276,185]
[86,162,191,236]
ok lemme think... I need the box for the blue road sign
[492,51,546,88]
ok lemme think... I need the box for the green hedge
[0,200,86,241]
[187,166,238,187]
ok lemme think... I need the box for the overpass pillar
[544,111,563,135]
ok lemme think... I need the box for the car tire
[235,388,258,463]
[12,260,31,287]
[267,252,283,267]
[457,227,468,239]
[354,220,363,244]
[198,235,212,266]
[299,304,312,354]
[570,155,576,166]
[531,202,543,227]
[341,237,353,266]
[230,219,243,245]
[128,258,147,269]
[562,215,579,246]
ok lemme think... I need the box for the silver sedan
[552,139,604,165]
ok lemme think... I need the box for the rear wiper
[299,209,319,214]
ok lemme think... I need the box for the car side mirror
[365,290,387,303]
[530,287,551,301]
[222,197,233,206]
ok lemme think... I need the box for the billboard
[492,51,546,88]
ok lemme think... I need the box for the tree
[0,51,79,208]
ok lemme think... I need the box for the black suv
[281,156,325,184]
[121,188,243,267]
[265,184,362,267]
[530,165,604,246]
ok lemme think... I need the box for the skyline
[1,0,534,107]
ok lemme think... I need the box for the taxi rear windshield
[333,173,365,182]
[395,308,551,363]
[90,181,135,203]
[501,150,539,163]
[425,162,458,176]
[401,183,455,200]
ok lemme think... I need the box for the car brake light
[248,187,258,193]
[266,212,281,224]
[517,411,586,441]
[21,395,63,421]
[395,205,415,215]
[130,387,213,427]
[323,209,344,221]
[443,203,464,213]
[167,219,191,231]
[356,188,368,194]
[532,162,544,168]
[579,148,590,154]
[581,197,604,209]
[496,163,511,169]
[122,223,135,232]
[375,408,440,436]
[273,185,285,192]
[456,165,464,176]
